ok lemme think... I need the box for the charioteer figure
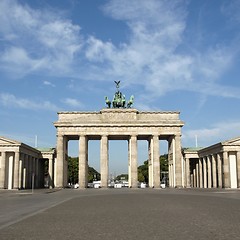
[105,81,134,109]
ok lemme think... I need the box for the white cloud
[183,120,240,147]
[0,47,45,77]
[85,0,240,101]
[0,93,58,111]
[0,0,240,103]
[85,36,115,62]
[43,81,55,87]
[62,98,83,108]
[0,0,82,77]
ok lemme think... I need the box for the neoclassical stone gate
[54,108,184,188]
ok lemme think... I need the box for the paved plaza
[0,188,240,240]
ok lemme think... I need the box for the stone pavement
[0,188,240,240]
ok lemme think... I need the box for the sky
[1,0,240,175]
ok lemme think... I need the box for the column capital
[130,134,137,138]
[101,134,108,138]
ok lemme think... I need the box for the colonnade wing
[182,138,240,189]
[0,136,51,190]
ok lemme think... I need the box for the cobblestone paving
[0,188,240,240]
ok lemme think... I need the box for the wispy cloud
[62,98,84,108]
[0,0,240,105]
[0,0,82,77]
[90,0,240,99]
[221,0,240,23]
[0,92,59,111]
[183,120,240,147]
[43,81,55,87]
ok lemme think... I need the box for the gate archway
[54,109,184,188]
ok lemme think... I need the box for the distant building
[0,136,55,190]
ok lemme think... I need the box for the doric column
[153,135,160,188]
[56,134,65,188]
[48,156,53,189]
[217,153,223,188]
[0,151,6,189]
[18,153,23,189]
[129,135,138,188]
[169,164,172,187]
[29,156,33,188]
[22,154,26,189]
[169,136,175,187]
[212,154,217,188]
[185,157,191,188]
[32,156,36,188]
[182,156,185,188]
[174,135,182,187]
[199,158,203,188]
[8,154,14,189]
[100,135,109,188]
[193,168,196,187]
[196,162,199,187]
[223,151,230,188]
[31,157,35,188]
[237,151,240,188]
[13,151,20,189]
[35,158,39,188]
[79,135,88,188]
[148,138,153,188]
[203,157,207,188]
[207,156,212,188]
[182,155,185,188]
[63,138,68,187]
[25,155,29,189]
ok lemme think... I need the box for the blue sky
[1,0,240,175]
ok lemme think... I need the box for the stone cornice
[54,122,184,127]
[55,109,184,127]
[57,109,181,114]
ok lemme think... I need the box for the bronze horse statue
[104,81,134,109]
[105,96,111,108]
[127,95,134,108]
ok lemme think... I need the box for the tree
[160,154,168,172]
[138,172,145,182]
[138,160,148,183]
[68,157,78,184]
[88,166,101,183]
[68,157,100,184]
[137,155,168,183]
[115,174,128,181]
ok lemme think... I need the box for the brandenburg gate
[54,82,184,188]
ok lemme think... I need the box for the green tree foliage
[137,155,168,183]
[160,154,168,172]
[88,166,101,183]
[115,174,128,181]
[68,157,78,184]
[138,160,148,183]
[68,157,100,184]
